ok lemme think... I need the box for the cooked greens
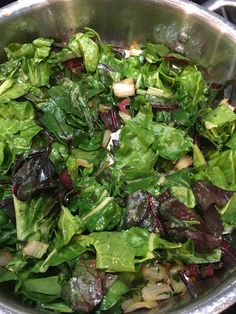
[0,29,236,313]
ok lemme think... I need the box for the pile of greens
[0,28,236,313]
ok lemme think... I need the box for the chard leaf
[152,123,193,161]
[66,148,106,182]
[100,278,129,311]
[74,33,99,72]
[199,102,236,147]
[13,195,57,242]
[0,101,41,168]
[61,259,105,312]
[42,243,87,268]
[193,144,206,167]
[23,276,61,295]
[0,269,17,282]
[174,66,204,125]
[5,38,53,61]
[164,239,221,264]
[113,104,157,188]
[226,133,236,150]
[170,186,196,208]
[78,228,180,272]
[41,301,73,313]
[79,232,136,272]
[221,193,236,228]
[22,59,51,87]
[207,150,236,191]
[144,43,169,63]
[0,82,30,104]
[71,177,122,232]
[54,206,83,249]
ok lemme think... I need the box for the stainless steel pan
[0,0,236,313]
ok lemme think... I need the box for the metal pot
[0,0,236,313]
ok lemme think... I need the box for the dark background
[0,0,235,313]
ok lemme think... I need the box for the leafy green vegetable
[207,150,236,191]
[70,177,123,232]
[0,101,42,172]
[41,301,73,313]
[73,33,99,72]
[163,240,221,264]
[113,104,157,192]
[193,144,206,168]
[199,102,236,147]
[13,195,57,242]
[0,29,234,313]
[152,123,193,161]
[54,206,83,249]
[22,276,61,295]
[221,193,236,228]
[66,148,106,182]
[78,228,181,272]
[0,269,17,282]
[100,278,129,311]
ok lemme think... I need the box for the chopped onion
[142,264,168,281]
[122,298,157,313]
[77,158,93,168]
[170,266,187,294]
[119,111,131,124]
[142,283,173,302]
[124,50,131,58]
[23,240,48,259]
[102,129,112,148]
[130,48,143,56]
[112,78,135,98]
[99,104,110,112]
[175,155,193,170]
[220,98,235,111]
[0,252,13,266]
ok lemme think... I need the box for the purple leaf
[100,108,122,132]
[192,181,233,211]
[185,229,221,252]
[124,190,149,228]
[12,152,57,201]
[61,259,105,313]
